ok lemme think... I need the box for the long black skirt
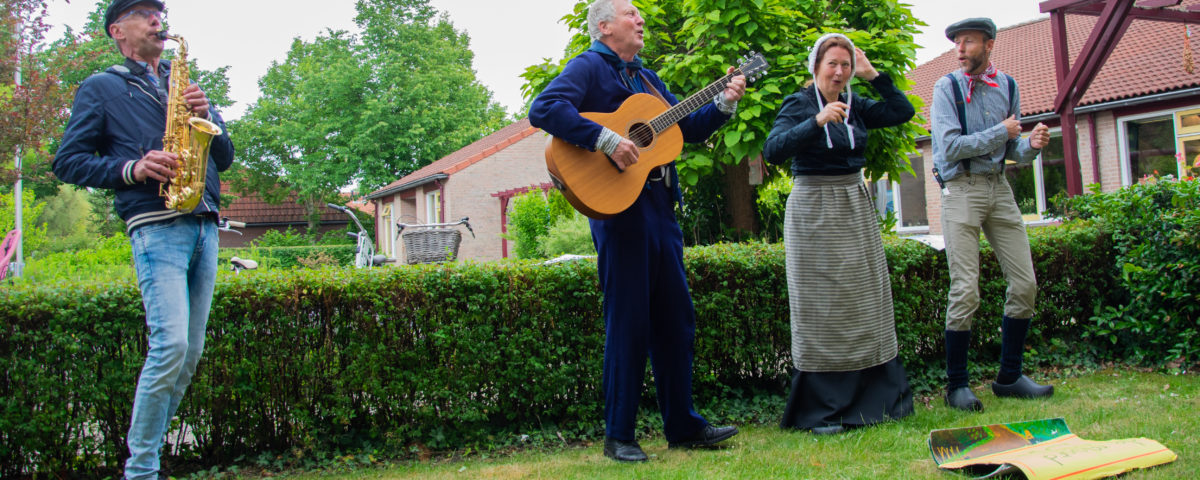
[779,356,914,430]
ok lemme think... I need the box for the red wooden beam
[1051,0,1135,114]
[1052,10,1071,90]
[1136,0,1182,8]
[1066,14,1134,108]
[1068,2,1200,21]
[1040,0,1104,13]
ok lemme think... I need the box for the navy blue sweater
[763,73,913,176]
[54,58,235,233]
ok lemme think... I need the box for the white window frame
[1022,126,1063,220]
[1116,108,1190,186]
[880,155,931,235]
[425,190,441,223]
[381,203,394,258]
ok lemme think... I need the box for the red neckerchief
[965,64,1000,103]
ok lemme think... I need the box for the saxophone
[157,31,223,213]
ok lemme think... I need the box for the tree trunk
[722,157,758,238]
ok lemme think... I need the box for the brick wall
[1094,111,1123,192]
[920,142,943,234]
[374,130,551,263]
[444,131,551,261]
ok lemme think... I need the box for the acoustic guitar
[544,52,770,219]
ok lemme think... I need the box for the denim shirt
[930,70,1039,181]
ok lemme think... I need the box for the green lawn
[238,369,1196,479]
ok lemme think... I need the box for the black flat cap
[945,17,996,41]
[104,0,165,37]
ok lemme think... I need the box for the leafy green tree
[230,0,508,231]
[228,31,367,227]
[503,189,574,259]
[37,184,95,252]
[0,188,47,254]
[521,0,925,241]
[1,0,88,195]
[352,0,508,187]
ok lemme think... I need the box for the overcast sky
[43,0,1050,121]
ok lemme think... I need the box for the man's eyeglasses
[116,8,165,23]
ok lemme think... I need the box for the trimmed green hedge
[1059,178,1200,364]
[0,222,1117,476]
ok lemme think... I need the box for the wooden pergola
[1041,0,1200,195]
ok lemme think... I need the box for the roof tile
[370,118,538,194]
[908,1,1200,127]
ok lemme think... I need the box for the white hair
[587,0,619,41]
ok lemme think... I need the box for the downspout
[500,196,510,259]
[438,180,447,223]
[1089,112,1101,185]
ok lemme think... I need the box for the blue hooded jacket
[53,58,235,233]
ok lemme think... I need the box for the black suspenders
[943,72,1016,175]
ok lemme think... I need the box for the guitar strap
[638,72,668,104]
[637,72,680,192]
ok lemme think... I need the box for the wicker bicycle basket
[401,228,463,264]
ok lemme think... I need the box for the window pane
[1127,117,1176,182]
[899,156,927,227]
[1179,111,1200,129]
[1041,134,1067,208]
[1005,161,1038,215]
[1182,136,1200,178]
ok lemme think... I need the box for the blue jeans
[124,215,218,480]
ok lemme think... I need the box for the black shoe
[992,375,1054,399]
[603,437,648,462]
[668,424,739,449]
[946,386,984,412]
[810,424,845,435]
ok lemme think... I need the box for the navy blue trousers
[589,179,706,443]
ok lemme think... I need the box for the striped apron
[783,173,898,372]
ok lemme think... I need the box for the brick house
[365,118,552,262]
[891,4,1200,235]
[218,183,354,248]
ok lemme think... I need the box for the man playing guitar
[529,0,746,463]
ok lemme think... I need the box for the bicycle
[218,217,258,273]
[395,217,474,264]
[327,203,390,268]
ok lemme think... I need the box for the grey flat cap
[945,17,996,41]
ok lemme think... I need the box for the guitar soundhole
[628,123,654,148]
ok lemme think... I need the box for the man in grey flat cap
[930,17,1054,412]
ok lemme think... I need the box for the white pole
[11,23,24,278]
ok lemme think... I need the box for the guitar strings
[629,123,654,147]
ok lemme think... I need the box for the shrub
[219,245,355,270]
[252,226,313,247]
[0,223,1118,476]
[537,212,595,257]
[1060,179,1200,365]
[17,234,135,284]
[503,189,573,259]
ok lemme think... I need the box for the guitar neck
[649,71,738,134]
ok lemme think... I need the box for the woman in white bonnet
[763,33,916,434]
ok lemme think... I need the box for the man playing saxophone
[52,1,234,479]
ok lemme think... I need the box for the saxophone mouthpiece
[155,30,169,40]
